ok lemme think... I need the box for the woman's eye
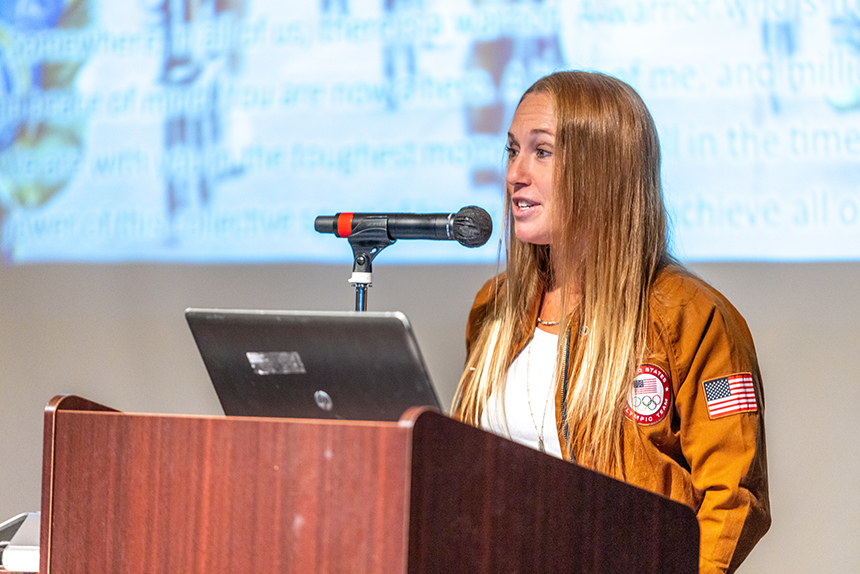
[505,145,517,159]
[536,148,551,159]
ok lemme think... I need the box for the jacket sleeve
[663,284,771,574]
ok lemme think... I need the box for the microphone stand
[346,217,394,312]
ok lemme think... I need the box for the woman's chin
[514,229,552,245]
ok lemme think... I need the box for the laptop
[185,308,442,421]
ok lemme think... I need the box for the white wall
[0,262,858,572]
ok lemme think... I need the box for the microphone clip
[346,216,395,311]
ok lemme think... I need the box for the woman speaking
[453,71,770,574]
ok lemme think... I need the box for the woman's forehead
[510,92,555,137]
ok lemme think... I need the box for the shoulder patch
[702,373,758,419]
[625,364,671,425]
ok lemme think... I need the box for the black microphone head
[453,206,493,248]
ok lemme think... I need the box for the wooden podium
[40,395,699,573]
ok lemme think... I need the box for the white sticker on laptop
[246,352,307,375]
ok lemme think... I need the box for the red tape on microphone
[336,213,354,238]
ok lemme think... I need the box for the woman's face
[506,91,556,246]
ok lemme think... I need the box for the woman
[453,71,770,574]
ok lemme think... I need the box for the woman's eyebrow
[530,128,555,137]
[507,128,554,142]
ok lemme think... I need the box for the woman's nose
[506,155,530,188]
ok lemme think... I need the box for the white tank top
[480,327,563,458]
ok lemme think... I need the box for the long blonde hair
[453,71,670,477]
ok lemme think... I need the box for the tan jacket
[459,265,771,574]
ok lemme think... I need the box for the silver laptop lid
[186,308,441,421]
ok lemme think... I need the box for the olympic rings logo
[632,395,660,410]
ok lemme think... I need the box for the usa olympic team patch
[625,364,671,425]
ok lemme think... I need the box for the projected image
[0,0,92,260]
[1,0,859,263]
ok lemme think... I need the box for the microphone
[314,205,493,248]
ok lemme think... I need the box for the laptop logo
[314,390,334,411]
[246,351,307,375]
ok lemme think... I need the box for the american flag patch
[702,373,758,419]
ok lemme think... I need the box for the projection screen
[1,0,858,263]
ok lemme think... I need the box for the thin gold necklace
[525,337,553,453]
[536,317,558,326]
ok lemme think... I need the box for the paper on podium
[0,512,39,572]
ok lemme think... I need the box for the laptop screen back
[186,308,441,421]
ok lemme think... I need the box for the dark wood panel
[407,410,699,574]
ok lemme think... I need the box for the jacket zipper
[560,326,576,462]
